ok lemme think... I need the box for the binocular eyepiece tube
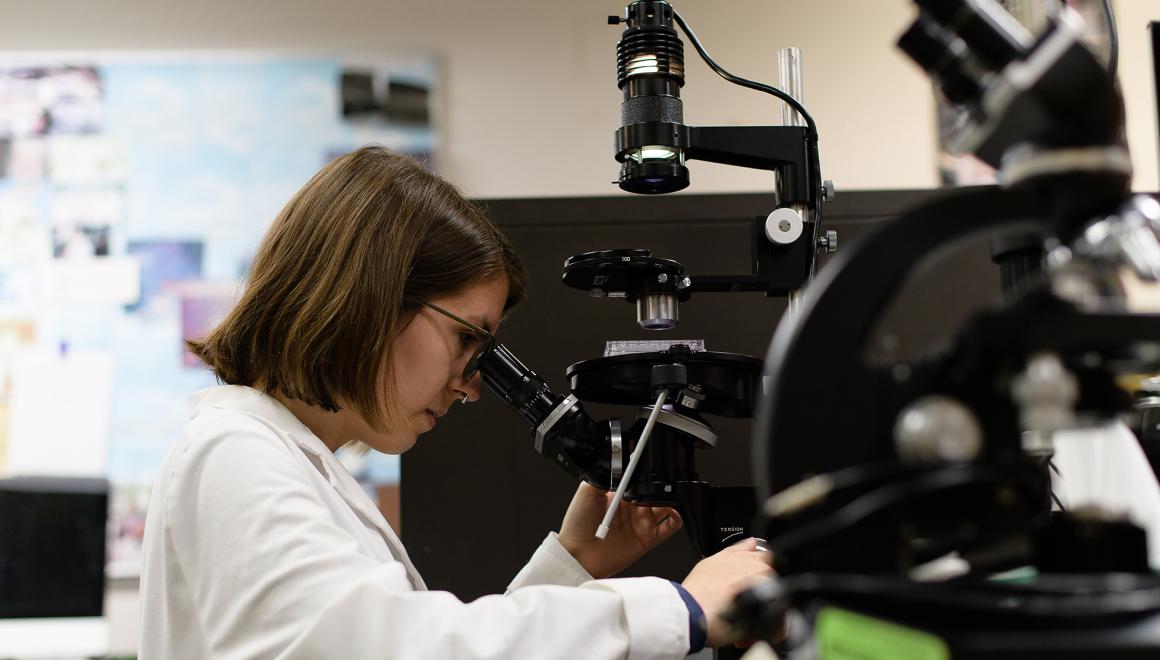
[476,342,615,488]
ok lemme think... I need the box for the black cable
[1099,0,1118,79]
[670,5,826,270]
[769,465,992,555]
[809,184,823,278]
[1044,458,1066,511]
[670,7,819,140]
[669,6,826,272]
[775,572,1160,621]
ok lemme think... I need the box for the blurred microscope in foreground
[723,0,1160,657]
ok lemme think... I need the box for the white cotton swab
[596,389,669,539]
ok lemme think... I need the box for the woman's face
[357,276,509,455]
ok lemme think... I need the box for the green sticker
[815,607,950,660]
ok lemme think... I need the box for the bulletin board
[0,53,435,576]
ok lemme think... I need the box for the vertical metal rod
[787,289,805,316]
[779,46,810,312]
[778,47,805,128]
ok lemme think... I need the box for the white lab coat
[139,385,690,660]
[1051,422,1160,569]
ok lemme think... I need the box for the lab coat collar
[190,385,332,457]
[189,385,427,590]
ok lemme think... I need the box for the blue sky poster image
[0,56,431,576]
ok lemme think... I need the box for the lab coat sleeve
[165,416,691,660]
[506,532,594,590]
[1051,422,1160,569]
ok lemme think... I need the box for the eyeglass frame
[419,300,496,380]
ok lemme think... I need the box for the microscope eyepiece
[477,343,558,428]
[913,0,1032,71]
[898,17,983,105]
[475,342,614,487]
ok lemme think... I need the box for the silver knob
[821,180,836,203]
[894,395,983,463]
[765,207,804,245]
[818,229,838,254]
[1011,352,1078,433]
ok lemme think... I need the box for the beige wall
[1117,0,1160,192]
[3,1,1154,198]
[2,0,1158,654]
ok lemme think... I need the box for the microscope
[718,0,1160,657]
[471,0,833,559]
[474,0,1160,656]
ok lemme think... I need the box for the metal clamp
[635,405,718,448]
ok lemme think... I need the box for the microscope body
[477,337,764,557]
[475,0,831,561]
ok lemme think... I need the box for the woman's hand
[557,482,682,579]
[681,538,776,647]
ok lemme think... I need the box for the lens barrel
[615,1,690,194]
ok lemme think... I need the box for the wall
[0,0,1157,654]
[1117,0,1160,191]
[3,1,1155,199]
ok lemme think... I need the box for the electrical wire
[768,464,993,555]
[774,572,1160,621]
[670,7,818,141]
[1037,456,1067,511]
[808,184,823,279]
[669,6,826,279]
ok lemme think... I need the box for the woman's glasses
[420,301,496,380]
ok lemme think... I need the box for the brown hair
[188,146,526,431]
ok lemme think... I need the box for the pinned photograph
[126,240,203,313]
[52,223,110,258]
[177,280,237,367]
[47,134,125,185]
[0,66,102,138]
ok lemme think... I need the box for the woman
[139,146,772,659]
